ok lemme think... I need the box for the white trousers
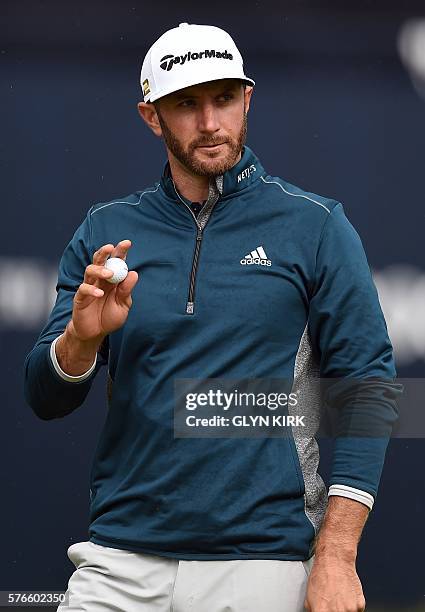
[57,540,314,612]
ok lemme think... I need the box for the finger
[74,282,104,305]
[84,263,114,285]
[115,270,139,299]
[111,239,132,260]
[93,244,115,266]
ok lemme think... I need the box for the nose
[197,102,220,134]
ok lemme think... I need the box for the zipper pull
[186,301,194,314]
[196,229,203,240]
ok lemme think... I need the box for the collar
[159,145,265,202]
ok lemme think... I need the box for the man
[24,23,400,612]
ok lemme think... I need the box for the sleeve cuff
[328,484,374,510]
[50,334,97,383]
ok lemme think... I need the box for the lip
[198,143,226,150]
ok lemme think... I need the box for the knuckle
[78,282,90,294]
[85,264,103,278]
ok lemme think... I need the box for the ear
[243,86,254,114]
[137,101,162,137]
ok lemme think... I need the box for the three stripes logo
[240,246,272,267]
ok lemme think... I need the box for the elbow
[23,386,63,421]
[29,403,64,421]
[26,397,77,421]
[23,347,92,421]
[23,373,76,421]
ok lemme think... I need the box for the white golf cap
[140,23,255,102]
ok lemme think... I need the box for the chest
[120,211,312,349]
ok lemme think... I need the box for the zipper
[186,229,203,314]
[172,179,220,315]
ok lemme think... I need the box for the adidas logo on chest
[240,245,272,267]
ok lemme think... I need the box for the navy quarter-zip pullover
[24,146,401,560]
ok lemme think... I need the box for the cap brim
[146,74,255,102]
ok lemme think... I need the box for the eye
[218,93,234,102]
[178,99,196,108]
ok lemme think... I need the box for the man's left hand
[304,556,366,612]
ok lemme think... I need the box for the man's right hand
[55,240,139,376]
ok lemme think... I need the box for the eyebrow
[174,87,237,100]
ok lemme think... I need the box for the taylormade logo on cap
[140,23,255,102]
[160,49,234,72]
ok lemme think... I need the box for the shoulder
[259,174,340,217]
[89,182,160,218]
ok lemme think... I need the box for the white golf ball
[105,257,128,284]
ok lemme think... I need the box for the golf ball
[105,257,128,284]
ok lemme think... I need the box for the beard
[156,109,248,177]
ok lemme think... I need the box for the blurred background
[1,0,424,610]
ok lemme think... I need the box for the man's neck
[170,159,209,202]
[168,150,242,202]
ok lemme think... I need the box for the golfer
[24,22,400,612]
